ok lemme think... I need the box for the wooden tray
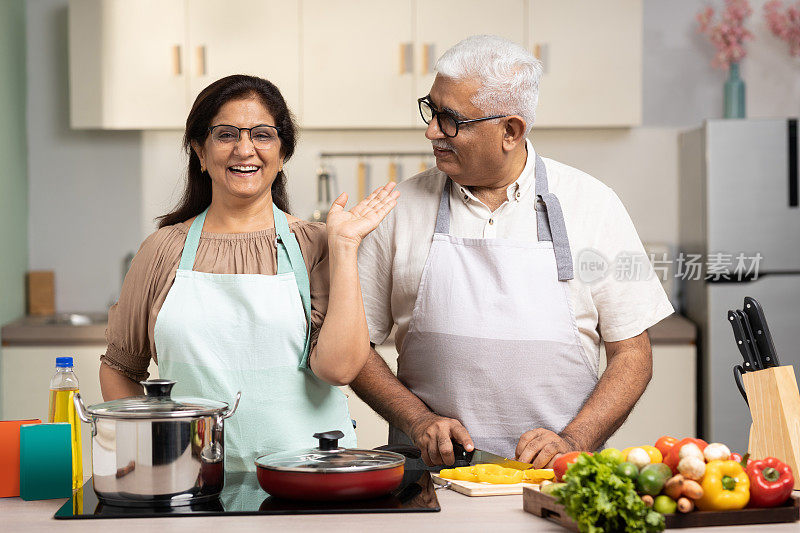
[523,486,800,530]
[431,473,544,497]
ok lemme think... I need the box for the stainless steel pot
[73,379,240,507]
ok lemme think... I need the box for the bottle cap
[55,357,74,368]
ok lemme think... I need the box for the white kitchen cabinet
[301,0,416,128]
[69,0,642,129]
[529,0,642,127]
[415,0,527,101]
[69,0,189,129]
[69,0,300,129]
[186,0,301,115]
[0,345,159,479]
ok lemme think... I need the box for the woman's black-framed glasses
[417,96,508,138]
[207,124,280,150]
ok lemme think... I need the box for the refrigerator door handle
[789,118,798,208]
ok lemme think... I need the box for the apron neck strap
[434,179,452,234]
[534,154,574,281]
[272,204,314,366]
[178,208,208,271]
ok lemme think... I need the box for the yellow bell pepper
[476,468,524,484]
[696,459,750,511]
[523,469,555,483]
[438,466,478,482]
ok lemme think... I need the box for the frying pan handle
[373,444,422,459]
[221,391,241,420]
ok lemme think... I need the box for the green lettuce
[553,453,665,533]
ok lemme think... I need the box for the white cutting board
[431,473,548,497]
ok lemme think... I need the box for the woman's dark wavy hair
[157,74,297,228]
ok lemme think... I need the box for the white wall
[642,0,800,126]
[26,0,143,313]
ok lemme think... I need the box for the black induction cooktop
[54,469,439,519]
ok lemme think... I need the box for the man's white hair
[434,35,542,135]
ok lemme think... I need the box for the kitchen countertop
[0,313,697,348]
[3,484,798,532]
[1,313,108,347]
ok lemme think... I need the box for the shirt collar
[457,139,537,205]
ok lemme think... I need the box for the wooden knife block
[742,365,800,490]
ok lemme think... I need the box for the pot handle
[221,391,241,420]
[72,392,92,424]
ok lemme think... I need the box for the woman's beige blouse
[102,220,330,381]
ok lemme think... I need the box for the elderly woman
[99,74,398,471]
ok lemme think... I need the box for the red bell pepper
[746,457,794,508]
[664,438,708,474]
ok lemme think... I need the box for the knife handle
[728,310,757,372]
[743,296,780,367]
[736,310,763,370]
[451,441,473,468]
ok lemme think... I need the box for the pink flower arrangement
[696,0,754,69]
[765,0,800,56]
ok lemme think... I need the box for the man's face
[425,75,505,186]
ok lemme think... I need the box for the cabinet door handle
[533,43,549,74]
[172,45,182,75]
[196,45,207,76]
[399,43,413,75]
[422,43,436,74]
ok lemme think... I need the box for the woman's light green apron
[154,205,355,472]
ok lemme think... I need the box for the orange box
[0,419,42,497]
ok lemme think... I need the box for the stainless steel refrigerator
[679,118,800,454]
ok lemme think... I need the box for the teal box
[19,423,72,500]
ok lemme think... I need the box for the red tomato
[553,451,592,482]
[654,435,678,458]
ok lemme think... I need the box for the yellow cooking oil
[48,357,83,491]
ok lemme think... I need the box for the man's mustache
[431,140,456,153]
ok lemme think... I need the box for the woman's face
[192,97,283,203]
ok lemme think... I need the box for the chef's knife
[727,310,759,372]
[452,442,533,470]
[743,296,781,367]
[736,310,764,370]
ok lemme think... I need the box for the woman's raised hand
[326,182,400,248]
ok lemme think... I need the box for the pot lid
[255,431,405,473]
[86,379,231,419]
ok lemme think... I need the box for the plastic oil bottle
[48,356,83,491]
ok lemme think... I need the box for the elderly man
[353,35,673,468]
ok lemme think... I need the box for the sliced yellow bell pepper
[696,459,750,511]
[523,469,555,483]
[476,468,524,484]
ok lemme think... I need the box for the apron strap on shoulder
[272,204,314,367]
[434,178,452,234]
[178,208,208,271]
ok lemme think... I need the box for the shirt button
[464,194,469,201]
[488,218,494,225]
[515,191,521,199]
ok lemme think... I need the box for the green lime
[637,467,667,496]
[615,461,638,480]
[599,447,625,464]
[642,462,672,480]
[653,495,677,514]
